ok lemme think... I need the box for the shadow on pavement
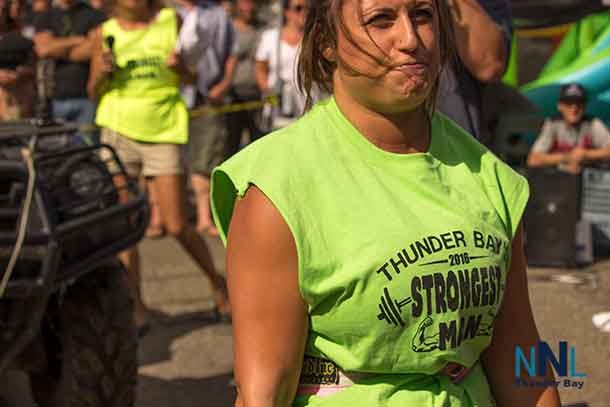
[137,373,236,407]
[138,308,231,367]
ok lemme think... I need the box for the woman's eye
[412,8,433,23]
[364,13,394,27]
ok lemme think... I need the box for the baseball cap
[559,83,587,102]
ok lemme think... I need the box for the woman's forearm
[87,59,110,100]
[536,387,562,407]
[87,69,104,99]
[482,227,561,407]
[255,61,269,94]
[235,382,296,407]
[35,34,84,59]
[69,37,95,62]
[447,0,508,82]
[584,147,610,161]
[527,152,565,167]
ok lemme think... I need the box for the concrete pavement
[2,234,609,407]
[133,235,610,407]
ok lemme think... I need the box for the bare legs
[119,247,149,328]
[117,174,230,329]
[153,174,229,313]
[191,173,219,236]
[143,177,166,238]
[114,175,152,328]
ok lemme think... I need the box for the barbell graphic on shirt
[377,287,412,327]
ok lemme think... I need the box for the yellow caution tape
[189,95,279,118]
[516,25,572,39]
[67,96,279,135]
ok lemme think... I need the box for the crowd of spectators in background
[0,0,317,331]
[1,0,516,229]
[0,0,36,121]
[3,0,610,336]
[0,0,519,332]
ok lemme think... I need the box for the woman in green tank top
[211,1,561,406]
[87,0,231,334]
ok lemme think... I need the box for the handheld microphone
[104,35,116,73]
[105,35,115,53]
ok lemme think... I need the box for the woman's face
[9,0,21,21]
[558,100,586,125]
[285,0,309,31]
[333,0,441,114]
[115,0,149,14]
[0,0,21,27]
[236,0,257,23]
[32,0,50,12]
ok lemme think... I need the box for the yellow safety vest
[95,8,188,144]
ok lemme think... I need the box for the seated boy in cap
[527,83,610,174]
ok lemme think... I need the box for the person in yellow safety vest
[88,0,231,335]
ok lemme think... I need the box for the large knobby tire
[30,262,137,407]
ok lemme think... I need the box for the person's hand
[0,69,18,86]
[260,84,270,95]
[166,50,190,75]
[98,49,115,78]
[561,160,582,174]
[207,84,226,105]
[559,147,588,174]
[15,65,34,80]
[568,147,588,163]
[558,148,586,174]
[165,50,180,70]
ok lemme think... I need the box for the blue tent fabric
[522,12,610,126]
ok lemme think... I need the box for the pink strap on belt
[440,362,471,384]
[296,356,474,398]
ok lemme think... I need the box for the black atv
[0,114,149,404]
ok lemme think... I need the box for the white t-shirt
[177,1,238,108]
[255,27,305,126]
[256,28,299,90]
[175,6,211,72]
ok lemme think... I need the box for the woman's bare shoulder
[227,184,299,284]
[231,185,296,248]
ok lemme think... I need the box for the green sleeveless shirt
[211,97,529,406]
[95,8,188,144]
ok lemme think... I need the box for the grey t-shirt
[231,24,262,100]
[436,0,512,144]
[531,118,610,153]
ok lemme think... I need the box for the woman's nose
[396,13,419,52]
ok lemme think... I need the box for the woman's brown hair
[297,0,456,113]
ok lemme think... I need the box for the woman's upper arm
[482,223,561,406]
[227,185,308,407]
[86,27,103,99]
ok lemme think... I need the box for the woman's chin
[389,88,429,111]
[374,96,426,115]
